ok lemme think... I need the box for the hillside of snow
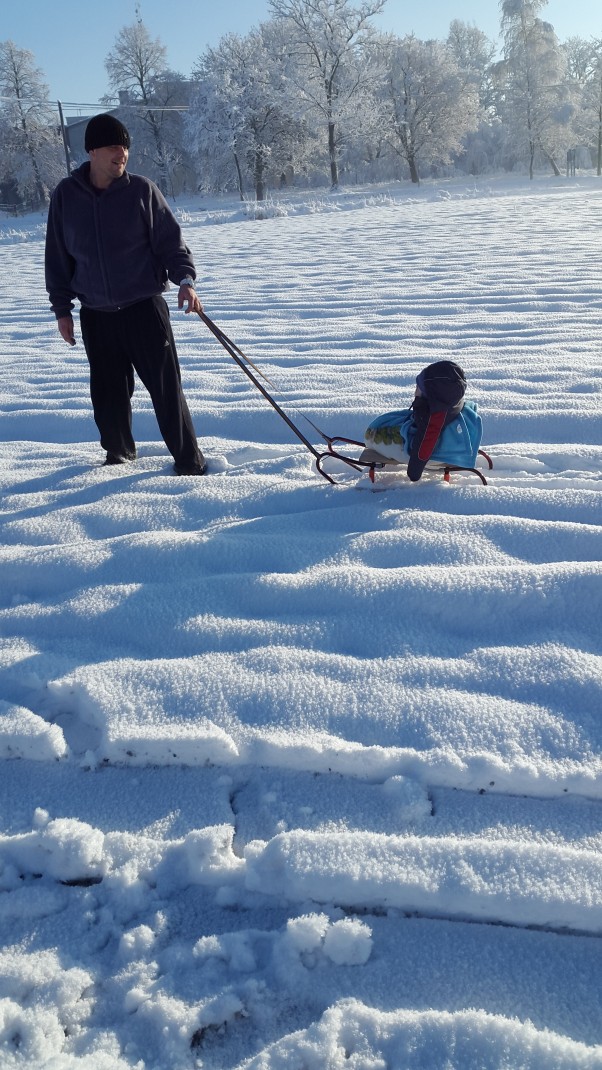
[0,174,601,1069]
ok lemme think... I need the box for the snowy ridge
[0,177,601,1068]
[246,827,602,934]
[5,801,602,934]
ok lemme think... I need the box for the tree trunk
[255,150,265,201]
[598,101,602,177]
[25,137,47,206]
[139,98,168,195]
[544,151,561,177]
[148,112,169,194]
[408,154,420,184]
[538,140,561,177]
[526,93,534,180]
[328,120,338,189]
[17,102,46,206]
[233,153,245,200]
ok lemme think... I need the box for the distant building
[65,114,95,168]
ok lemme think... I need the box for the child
[364,360,482,481]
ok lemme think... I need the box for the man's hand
[178,284,203,315]
[57,315,76,346]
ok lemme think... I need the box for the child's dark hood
[406,361,467,482]
[415,361,466,413]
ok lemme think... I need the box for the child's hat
[416,361,466,412]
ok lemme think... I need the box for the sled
[314,435,493,486]
[198,312,493,487]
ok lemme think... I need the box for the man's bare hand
[178,284,203,315]
[57,315,76,346]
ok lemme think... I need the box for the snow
[0,173,601,1069]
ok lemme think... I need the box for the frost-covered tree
[186,69,245,197]
[268,0,388,189]
[563,36,598,85]
[493,0,572,178]
[581,42,602,174]
[446,20,502,175]
[564,37,602,174]
[447,20,498,113]
[127,68,195,196]
[105,19,184,193]
[0,40,63,206]
[379,34,479,184]
[188,23,311,200]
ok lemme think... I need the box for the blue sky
[2,0,600,109]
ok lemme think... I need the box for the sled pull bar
[198,311,337,484]
[199,312,278,389]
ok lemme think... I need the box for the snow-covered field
[0,174,601,1069]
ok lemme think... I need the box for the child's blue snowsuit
[365,401,482,468]
[364,361,482,480]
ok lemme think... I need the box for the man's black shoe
[173,458,207,476]
[104,452,136,465]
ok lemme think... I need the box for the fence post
[57,100,72,176]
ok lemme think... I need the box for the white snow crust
[0,175,600,1068]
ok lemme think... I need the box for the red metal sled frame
[316,435,493,486]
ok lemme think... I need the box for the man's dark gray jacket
[45,163,196,318]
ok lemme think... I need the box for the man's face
[89,143,129,184]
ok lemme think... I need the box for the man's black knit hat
[85,114,131,152]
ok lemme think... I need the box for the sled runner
[198,312,493,487]
[314,434,493,486]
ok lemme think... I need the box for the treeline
[2,0,602,208]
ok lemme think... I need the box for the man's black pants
[80,296,203,468]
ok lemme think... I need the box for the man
[45,113,206,475]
